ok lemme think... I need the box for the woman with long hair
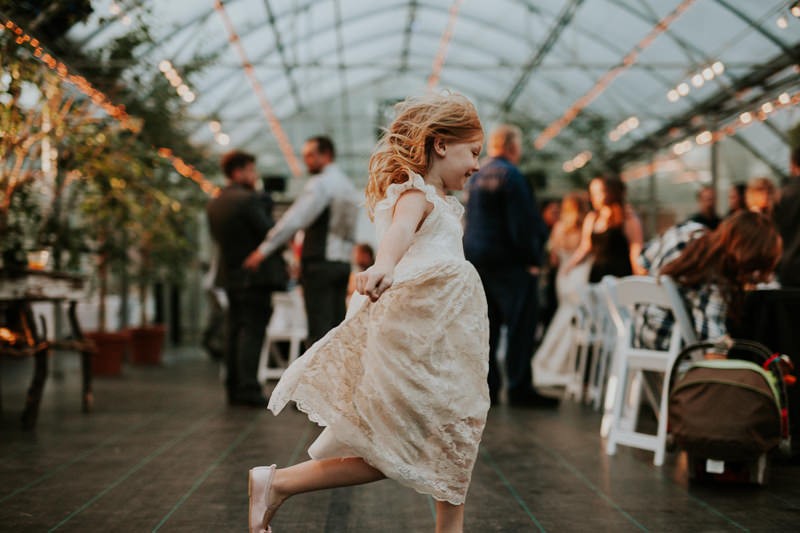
[564,175,645,281]
[532,191,592,392]
[636,211,783,350]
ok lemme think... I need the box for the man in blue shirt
[464,125,553,407]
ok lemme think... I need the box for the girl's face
[435,137,483,191]
[589,179,606,210]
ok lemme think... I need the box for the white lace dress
[268,172,490,505]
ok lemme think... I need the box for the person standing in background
[774,147,800,287]
[207,151,278,407]
[687,185,721,230]
[463,124,554,407]
[244,136,359,346]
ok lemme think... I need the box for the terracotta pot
[85,330,131,377]
[128,324,166,365]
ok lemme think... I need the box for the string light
[214,0,302,177]
[1,15,217,196]
[158,60,196,104]
[667,61,725,103]
[157,148,219,197]
[428,0,463,89]
[623,89,800,181]
[1,16,138,132]
[562,150,592,173]
[608,116,640,142]
[535,0,697,149]
[777,16,788,29]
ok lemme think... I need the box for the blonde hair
[487,124,522,157]
[365,93,483,218]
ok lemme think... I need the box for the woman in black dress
[564,176,644,282]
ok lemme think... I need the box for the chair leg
[257,337,271,385]
[606,363,628,455]
[654,370,671,466]
[67,302,92,413]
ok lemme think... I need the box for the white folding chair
[601,275,697,466]
[257,287,308,383]
[564,284,598,402]
[585,283,617,410]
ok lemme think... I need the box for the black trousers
[478,267,539,402]
[301,260,351,346]
[224,287,272,400]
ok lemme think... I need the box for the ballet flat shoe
[248,464,276,533]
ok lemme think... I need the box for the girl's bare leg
[265,457,384,524]
[435,501,465,533]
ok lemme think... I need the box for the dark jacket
[463,157,547,270]
[774,179,800,287]
[207,183,284,290]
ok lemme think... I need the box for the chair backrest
[602,275,697,348]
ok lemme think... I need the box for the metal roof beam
[261,0,304,111]
[501,0,585,113]
[399,0,418,72]
[713,0,799,61]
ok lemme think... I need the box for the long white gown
[532,251,591,392]
[268,173,490,505]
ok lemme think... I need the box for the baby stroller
[667,338,794,484]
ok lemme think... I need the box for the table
[0,269,94,429]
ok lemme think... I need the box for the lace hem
[276,394,476,505]
[267,262,489,506]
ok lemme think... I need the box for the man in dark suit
[464,125,555,407]
[207,150,279,407]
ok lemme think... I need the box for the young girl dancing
[249,93,490,533]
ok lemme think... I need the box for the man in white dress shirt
[244,136,359,346]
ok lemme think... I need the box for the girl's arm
[625,211,646,275]
[563,212,595,273]
[356,189,430,301]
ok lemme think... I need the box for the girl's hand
[356,265,394,302]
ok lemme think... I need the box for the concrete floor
[1,347,799,532]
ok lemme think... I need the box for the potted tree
[126,162,196,365]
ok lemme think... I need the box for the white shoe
[248,465,277,533]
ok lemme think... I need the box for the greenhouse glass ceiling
[66,0,800,186]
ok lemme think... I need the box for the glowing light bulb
[677,83,690,96]
[209,120,221,133]
[159,60,172,73]
[696,131,712,145]
[711,61,724,75]
[691,74,704,88]
[702,67,714,80]
[667,89,680,102]
[761,102,774,114]
[779,92,791,105]
[777,16,788,29]
[739,112,752,124]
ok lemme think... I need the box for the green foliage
[0,6,211,296]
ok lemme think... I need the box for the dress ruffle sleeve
[373,172,440,219]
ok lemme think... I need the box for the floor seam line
[47,409,223,532]
[480,448,547,532]
[151,416,262,531]
[528,437,649,531]
[0,412,171,505]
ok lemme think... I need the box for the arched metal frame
[77,0,800,171]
